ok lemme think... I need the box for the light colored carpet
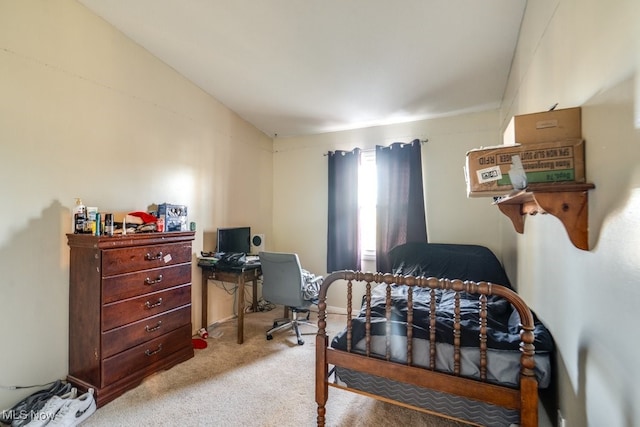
[82,308,471,427]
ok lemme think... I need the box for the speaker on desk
[251,234,265,254]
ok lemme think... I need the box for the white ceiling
[78,0,526,138]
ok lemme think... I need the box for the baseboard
[325,305,348,315]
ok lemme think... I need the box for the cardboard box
[503,107,581,145]
[465,139,585,197]
[156,203,188,231]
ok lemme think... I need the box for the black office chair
[258,251,321,345]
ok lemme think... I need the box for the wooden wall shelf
[494,183,595,250]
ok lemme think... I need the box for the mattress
[331,282,554,387]
[348,334,551,388]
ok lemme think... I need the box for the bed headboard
[388,242,513,289]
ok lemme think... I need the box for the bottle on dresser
[73,198,87,234]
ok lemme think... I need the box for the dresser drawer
[102,284,191,331]
[102,242,192,276]
[102,263,191,304]
[102,305,191,358]
[101,324,192,387]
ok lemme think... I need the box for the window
[327,140,426,273]
[359,150,376,261]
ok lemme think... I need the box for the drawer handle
[145,344,163,356]
[145,298,163,309]
[145,274,163,285]
[145,321,162,332]
[145,251,163,261]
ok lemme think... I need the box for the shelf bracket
[494,183,595,251]
[532,191,590,250]
[497,203,525,234]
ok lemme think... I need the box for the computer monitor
[216,227,251,254]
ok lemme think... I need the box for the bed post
[518,310,538,427]
[520,376,538,427]
[315,287,329,426]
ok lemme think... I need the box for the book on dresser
[66,231,196,407]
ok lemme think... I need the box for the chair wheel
[297,339,304,345]
[267,334,273,340]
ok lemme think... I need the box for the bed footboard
[315,271,539,427]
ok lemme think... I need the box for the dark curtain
[376,140,427,272]
[327,149,361,272]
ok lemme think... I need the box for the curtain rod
[324,138,428,156]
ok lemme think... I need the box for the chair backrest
[259,251,307,309]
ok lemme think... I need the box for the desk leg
[237,274,245,344]
[252,276,258,312]
[201,270,209,330]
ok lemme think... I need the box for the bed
[315,243,554,427]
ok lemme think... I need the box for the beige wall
[273,110,505,309]
[0,0,272,410]
[500,1,640,426]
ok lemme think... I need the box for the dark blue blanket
[331,243,554,353]
[388,242,513,288]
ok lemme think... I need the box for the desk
[199,263,261,344]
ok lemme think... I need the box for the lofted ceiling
[78,0,526,138]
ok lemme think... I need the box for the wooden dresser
[66,232,195,407]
